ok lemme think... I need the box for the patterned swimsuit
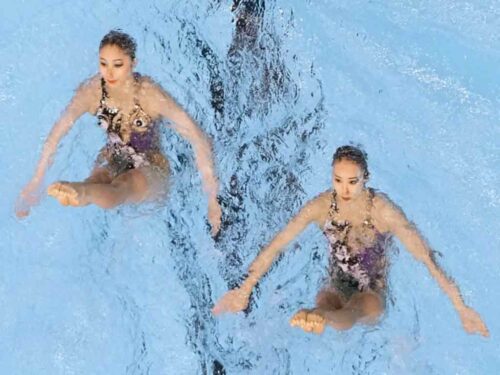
[95,73,167,175]
[323,189,391,298]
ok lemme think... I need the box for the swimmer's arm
[26,79,96,188]
[378,196,489,336]
[212,192,329,315]
[149,85,219,202]
[147,82,221,234]
[239,193,329,294]
[380,200,466,308]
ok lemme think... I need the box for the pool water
[1,0,499,374]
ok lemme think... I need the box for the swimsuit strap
[100,74,141,106]
[328,190,339,219]
[328,191,351,233]
[100,77,109,104]
[363,188,375,228]
[328,188,375,228]
[132,72,141,107]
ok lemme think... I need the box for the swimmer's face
[332,159,366,202]
[99,44,135,87]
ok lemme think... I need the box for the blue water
[1,1,499,374]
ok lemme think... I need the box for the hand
[459,306,489,337]
[207,198,222,237]
[15,182,42,218]
[212,288,250,315]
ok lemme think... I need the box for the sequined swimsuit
[323,189,391,297]
[95,73,165,174]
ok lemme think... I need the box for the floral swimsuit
[95,73,164,175]
[323,189,391,298]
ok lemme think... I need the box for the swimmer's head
[99,30,137,87]
[331,145,369,202]
[99,30,137,60]
[332,145,369,179]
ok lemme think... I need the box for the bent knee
[112,170,150,202]
[362,294,384,320]
[316,290,343,310]
[352,293,384,321]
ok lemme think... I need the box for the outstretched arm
[212,192,329,315]
[148,83,221,235]
[15,78,96,218]
[378,196,489,337]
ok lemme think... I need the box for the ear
[132,59,138,68]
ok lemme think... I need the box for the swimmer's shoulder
[371,190,389,208]
[136,74,171,97]
[72,74,102,114]
[304,190,332,226]
[136,74,155,90]
[371,190,405,233]
[314,190,333,206]
[136,74,176,117]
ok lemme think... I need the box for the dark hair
[99,30,137,60]
[332,145,370,179]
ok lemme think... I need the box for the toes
[305,312,325,334]
[290,315,301,327]
[61,195,71,206]
[47,183,62,196]
[290,309,309,327]
[311,318,326,334]
[305,321,316,333]
[290,309,326,334]
[313,325,325,335]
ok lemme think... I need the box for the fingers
[211,303,224,316]
[477,321,490,337]
[15,208,30,219]
[462,315,490,337]
[210,217,221,237]
[212,300,233,316]
[466,325,489,337]
[212,291,247,316]
[15,197,32,218]
[16,185,41,218]
[211,301,242,315]
[211,295,231,315]
[209,204,222,237]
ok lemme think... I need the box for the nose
[106,67,114,79]
[343,184,349,195]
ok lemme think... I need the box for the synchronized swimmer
[212,146,489,337]
[16,31,489,337]
[15,30,222,236]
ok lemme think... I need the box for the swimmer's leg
[316,289,344,310]
[47,167,112,206]
[316,291,384,331]
[48,182,88,206]
[84,167,113,184]
[48,169,150,209]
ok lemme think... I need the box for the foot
[290,308,326,334]
[47,182,88,207]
